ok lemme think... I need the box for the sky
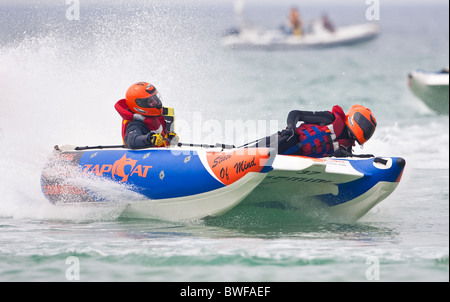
[215,0,448,5]
[0,0,449,6]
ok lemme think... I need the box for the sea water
[0,1,448,283]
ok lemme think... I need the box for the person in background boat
[321,14,335,32]
[115,82,179,149]
[254,105,376,158]
[310,13,335,34]
[288,7,303,36]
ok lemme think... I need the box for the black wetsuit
[252,110,371,158]
[286,110,335,129]
[124,120,154,149]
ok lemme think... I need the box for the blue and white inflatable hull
[241,155,406,222]
[41,145,405,222]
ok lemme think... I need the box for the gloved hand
[147,133,166,147]
[279,128,295,142]
[167,132,179,146]
[133,113,145,121]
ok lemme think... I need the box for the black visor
[354,112,376,141]
[135,94,162,109]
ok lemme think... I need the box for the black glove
[279,128,295,142]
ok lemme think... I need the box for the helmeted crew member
[255,105,377,158]
[115,82,179,149]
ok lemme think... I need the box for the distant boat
[222,1,379,50]
[408,68,449,114]
[222,3,380,51]
[221,22,379,50]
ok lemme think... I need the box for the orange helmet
[345,105,377,145]
[125,82,163,116]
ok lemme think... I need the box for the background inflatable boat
[408,68,449,114]
[221,23,380,50]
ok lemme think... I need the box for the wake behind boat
[41,144,405,222]
[221,21,380,50]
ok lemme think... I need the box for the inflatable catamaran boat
[41,144,405,222]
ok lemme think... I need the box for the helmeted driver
[114,82,178,149]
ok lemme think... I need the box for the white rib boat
[408,68,449,114]
[221,22,380,50]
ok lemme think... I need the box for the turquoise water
[0,1,448,282]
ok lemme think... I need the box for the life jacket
[295,105,354,158]
[121,107,175,147]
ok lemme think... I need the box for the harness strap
[301,125,336,157]
[281,142,303,155]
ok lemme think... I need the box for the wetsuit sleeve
[124,121,153,149]
[115,99,134,121]
[286,110,335,130]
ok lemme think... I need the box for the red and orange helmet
[125,82,163,116]
[345,105,377,145]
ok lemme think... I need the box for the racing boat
[221,22,380,50]
[408,68,449,114]
[41,144,405,222]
